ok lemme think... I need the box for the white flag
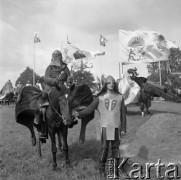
[119,30,170,64]
[62,43,104,63]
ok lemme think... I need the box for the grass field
[0,101,181,180]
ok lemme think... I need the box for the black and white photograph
[0,0,181,179]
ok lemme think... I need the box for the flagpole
[159,60,162,85]
[100,45,102,77]
[33,41,35,86]
[121,62,124,76]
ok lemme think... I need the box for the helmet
[52,50,62,58]
[105,75,115,84]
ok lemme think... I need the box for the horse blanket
[15,86,42,127]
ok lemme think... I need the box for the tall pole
[33,42,35,86]
[81,58,83,73]
[100,45,102,77]
[158,60,162,85]
[121,62,124,76]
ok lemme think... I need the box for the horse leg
[61,126,70,165]
[146,99,151,114]
[79,118,91,144]
[48,128,57,170]
[140,103,144,117]
[57,131,63,153]
[26,121,36,146]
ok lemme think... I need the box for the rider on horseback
[34,50,70,141]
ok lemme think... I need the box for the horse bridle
[47,92,79,126]
[47,92,66,126]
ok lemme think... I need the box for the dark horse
[139,83,155,116]
[127,68,154,116]
[16,86,72,170]
[67,83,94,144]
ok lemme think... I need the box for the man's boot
[111,147,119,159]
[39,121,47,143]
[33,113,41,131]
[111,148,120,179]
[99,149,108,180]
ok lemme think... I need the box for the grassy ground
[0,101,181,180]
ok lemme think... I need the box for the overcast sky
[0,0,181,88]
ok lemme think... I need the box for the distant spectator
[17,82,22,89]
[35,80,42,90]
[26,81,31,86]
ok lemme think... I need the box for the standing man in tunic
[73,75,126,179]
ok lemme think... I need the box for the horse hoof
[59,147,63,153]
[32,137,36,146]
[52,164,57,170]
[79,138,84,144]
[64,162,71,168]
[66,159,70,164]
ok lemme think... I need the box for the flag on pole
[72,60,93,71]
[34,32,41,43]
[63,43,105,63]
[100,35,108,47]
[119,30,171,64]
[73,50,86,59]
[166,40,179,49]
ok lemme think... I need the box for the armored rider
[73,75,126,179]
[34,50,70,141]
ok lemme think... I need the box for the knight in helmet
[34,50,70,142]
[73,75,126,179]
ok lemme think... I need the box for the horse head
[59,93,78,128]
[127,67,139,77]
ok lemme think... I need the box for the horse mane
[68,84,94,109]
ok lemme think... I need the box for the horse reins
[47,92,65,126]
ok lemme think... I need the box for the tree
[15,67,41,86]
[168,48,181,73]
[147,48,181,84]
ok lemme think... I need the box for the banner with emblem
[119,30,173,64]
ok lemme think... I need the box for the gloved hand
[120,130,126,136]
[72,110,79,117]
[52,78,59,86]
[58,71,65,81]
[72,110,82,120]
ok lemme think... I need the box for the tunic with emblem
[78,93,126,140]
